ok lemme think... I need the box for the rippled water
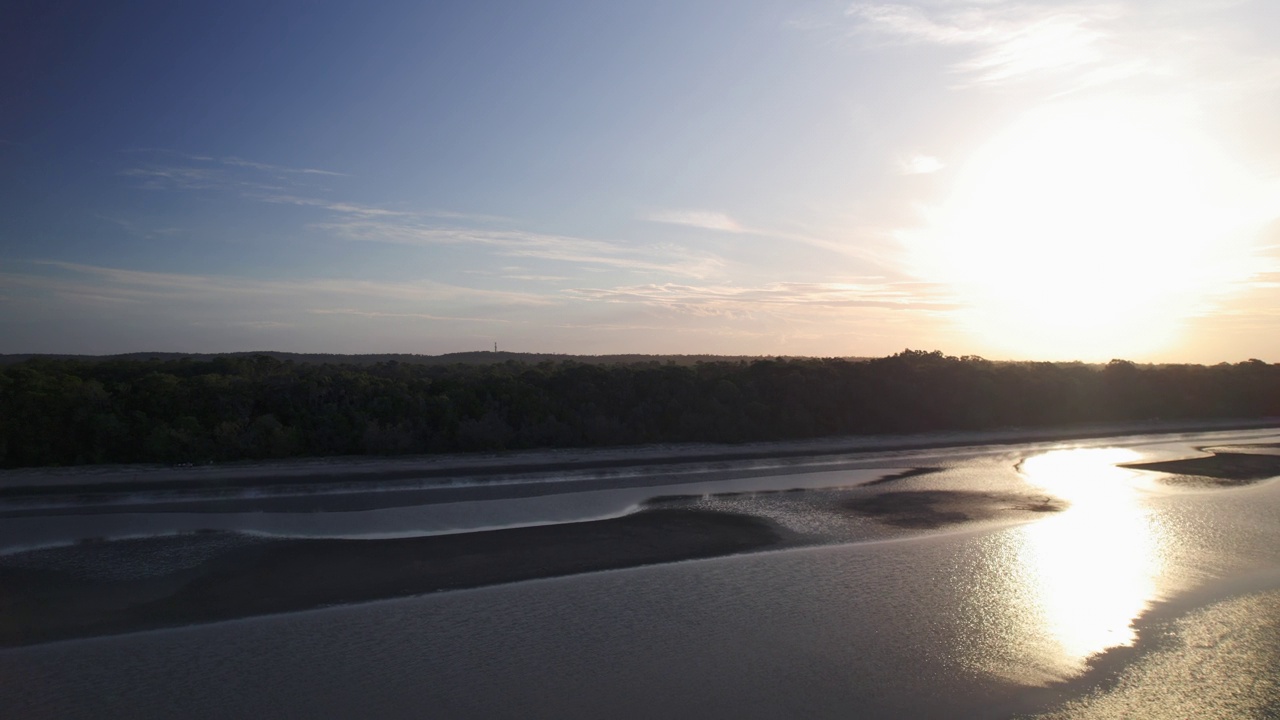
[3,428,1279,719]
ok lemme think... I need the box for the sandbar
[0,508,783,647]
[1123,450,1280,486]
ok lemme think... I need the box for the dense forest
[2,350,1279,468]
[0,350,781,367]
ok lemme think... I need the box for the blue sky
[3,0,1279,361]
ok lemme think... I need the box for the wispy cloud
[464,267,571,283]
[255,194,414,218]
[900,154,944,174]
[501,274,571,282]
[204,320,295,330]
[846,2,1126,87]
[118,165,222,191]
[217,156,345,177]
[844,1,1280,94]
[118,149,345,197]
[96,214,188,238]
[308,308,513,323]
[316,218,723,278]
[114,150,719,279]
[122,149,345,177]
[12,260,552,308]
[647,210,746,233]
[568,280,958,318]
[646,207,907,270]
[545,279,964,352]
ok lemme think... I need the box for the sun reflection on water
[1018,448,1164,661]
[960,447,1170,683]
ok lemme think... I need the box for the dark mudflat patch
[843,490,1066,529]
[644,467,942,507]
[863,466,943,486]
[1123,451,1280,486]
[0,508,781,647]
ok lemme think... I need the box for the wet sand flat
[842,490,1066,529]
[0,508,781,647]
[0,480,1075,646]
[1123,450,1280,485]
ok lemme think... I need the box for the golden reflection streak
[1016,448,1164,665]
[962,448,1169,683]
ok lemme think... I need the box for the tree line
[2,350,1278,468]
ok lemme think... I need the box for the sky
[2,0,1279,362]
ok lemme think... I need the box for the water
[2,428,1279,718]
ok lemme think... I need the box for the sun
[908,98,1262,360]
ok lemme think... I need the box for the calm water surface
[3,429,1279,719]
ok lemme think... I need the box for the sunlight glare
[910,98,1269,360]
[953,447,1172,685]
[1017,448,1164,669]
